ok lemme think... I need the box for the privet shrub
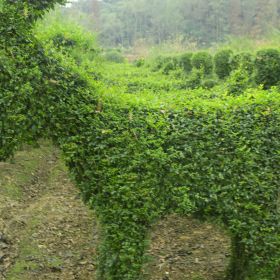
[226,68,250,96]
[35,22,99,63]
[150,55,165,71]
[179,52,193,73]
[231,52,255,75]
[133,58,145,67]
[1,2,280,280]
[161,56,180,75]
[214,49,233,79]
[185,68,203,89]
[191,51,213,75]
[202,78,218,89]
[255,49,280,89]
[103,49,125,63]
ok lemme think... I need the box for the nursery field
[0,1,280,280]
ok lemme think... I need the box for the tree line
[65,0,280,47]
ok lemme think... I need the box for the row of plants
[1,1,279,280]
[142,48,280,90]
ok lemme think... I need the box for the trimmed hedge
[232,52,255,74]
[191,51,213,75]
[214,49,233,79]
[255,49,280,89]
[179,52,193,73]
[1,2,280,280]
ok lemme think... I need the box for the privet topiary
[1,2,280,280]
[255,49,280,89]
[231,52,255,74]
[214,49,233,79]
[179,52,193,73]
[191,51,213,75]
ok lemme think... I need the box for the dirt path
[0,144,230,280]
[0,143,97,280]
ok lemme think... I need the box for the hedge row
[150,49,280,89]
[1,1,280,280]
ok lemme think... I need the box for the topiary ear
[4,0,66,22]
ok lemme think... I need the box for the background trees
[63,0,280,48]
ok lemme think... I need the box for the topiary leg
[96,211,150,280]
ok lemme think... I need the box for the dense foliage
[1,1,280,280]
[191,52,213,75]
[255,49,280,89]
[214,49,234,79]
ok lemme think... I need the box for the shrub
[161,56,180,75]
[185,68,203,89]
[150,55,178,73]
[134,58,145,67]
[202,78,218,89]
[231,52,255,75]
[214,49,234,79]
[191,51,213,75]
[227,68,250,96]
[103,49,125,63]
[35,21,99,63]
[255,49,280,89]
[179,53,193,73]
[150,55,165,71]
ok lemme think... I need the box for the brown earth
[0,144,230,280]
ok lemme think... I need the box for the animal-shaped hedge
[0,1,279,280]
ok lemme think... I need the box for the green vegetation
[255,49,280,89]
[214,49,233,79]
[0,1,280,280]
[191,52,213,75]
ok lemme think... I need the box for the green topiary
[185,68,203,89]
[226,68,250,96]
[1,2,280,280]
[255,49,280,89]
[214,49,234,79]
[161,56,180,75]
[179,52,193,73]
[191,51,213,75]
[103,49,125,63]
[202,78,218,89]
[231,52,255,75]
[134,58,145,67]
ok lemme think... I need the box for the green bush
[133,58,145,67]
[1,2,280,280]
[227,68,250,96]
[185,68,203,89]
[179,52,193,73]
[35,21,100,66]
[191,51,213,75]
[104,49,125,63]
[255,49,280,89]
[202,78,218,89]
[214,49,233,79]
[150,55,165,71]
[160,56,180,75]
[231,52,255,75]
